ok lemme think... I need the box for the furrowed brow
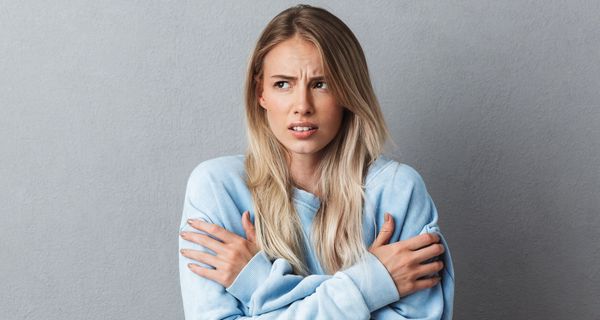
[270,75,296,80]
[270,75,326,81]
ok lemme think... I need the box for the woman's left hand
[180,211,259,288]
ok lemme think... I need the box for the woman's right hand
[368,213,445,298]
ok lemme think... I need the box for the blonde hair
[244,4,389,275]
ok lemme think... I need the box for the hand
[368,213,445,297]
[180,211,259,288]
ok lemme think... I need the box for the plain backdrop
[1,1,599,319]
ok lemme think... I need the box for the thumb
[242,211,256,243]
[370,213,395,249]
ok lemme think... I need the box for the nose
[293,86,314,115]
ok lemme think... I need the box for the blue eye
[314,81,328,89]
[274,81,290,89]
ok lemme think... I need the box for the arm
[370,164,455,319]
[371,228,453,320]
[179,191,400,319]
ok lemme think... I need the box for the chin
[285,144,325,156]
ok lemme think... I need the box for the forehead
[262,36,324,75]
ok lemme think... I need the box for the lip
[288,121,319,139]
[287,121,319,130]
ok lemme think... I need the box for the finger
[187,219,245,244]
[414,260,444,279]
[180,248,222,269]
[411,276,441,293]
[371,213,395,248]
[413,242,445,263]
[187,263,221,282]
[241,211,256,243]
[180,231,225,254]
[405,232,440,251]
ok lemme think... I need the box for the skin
[180,36,444,295]
[258,35,344,194]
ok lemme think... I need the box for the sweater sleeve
[225,250,400,318]
[368,163,455,320]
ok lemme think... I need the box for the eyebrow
[270,75,326,81]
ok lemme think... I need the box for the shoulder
[365,156,438,238]
[183,154,249,221]
[185,154,247,199]
[187,154,245,183]
[366,155,428,193]
[366,156,433,219]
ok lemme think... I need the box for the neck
[287,152,321,196]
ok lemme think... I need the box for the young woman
[179,5,454,319]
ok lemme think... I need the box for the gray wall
[1,1,598,319]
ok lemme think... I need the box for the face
[258,36,344,162]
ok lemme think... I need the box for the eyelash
[273,81,328,89]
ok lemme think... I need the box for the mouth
[288,122,318,138]
[288,122,319,132]
[290,126,316,132]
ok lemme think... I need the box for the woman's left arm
[369,163,455,319]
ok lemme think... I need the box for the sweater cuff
[226,250,272,305]
[341,251,400,312]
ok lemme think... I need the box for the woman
[179,4,454,319]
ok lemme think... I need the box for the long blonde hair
[244,4,389,275]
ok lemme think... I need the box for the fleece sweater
[179,154,454,319]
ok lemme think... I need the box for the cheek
[262,89,287,111]
[325,104,345,131]
[264,105,287,134]
[332,109,345,134]
[263,95,290,125]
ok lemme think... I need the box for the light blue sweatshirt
[179,155,454,319]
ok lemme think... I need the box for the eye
[313,81,328,89]
[274,81,290,89]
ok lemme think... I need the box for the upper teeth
[292,126,313,131]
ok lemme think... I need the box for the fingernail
[180,249,186,255]
[187,219,194,225]
[385,213,390,222]
[180,232,186,238]
[187,263,194,269]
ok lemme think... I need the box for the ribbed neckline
[291,155,393,210]
[292,187,321,211]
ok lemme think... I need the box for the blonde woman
[179,4,454,319]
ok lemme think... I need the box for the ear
[258,95,266,109]
[256,80,267,109]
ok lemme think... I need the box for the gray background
[1,1,598,319]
